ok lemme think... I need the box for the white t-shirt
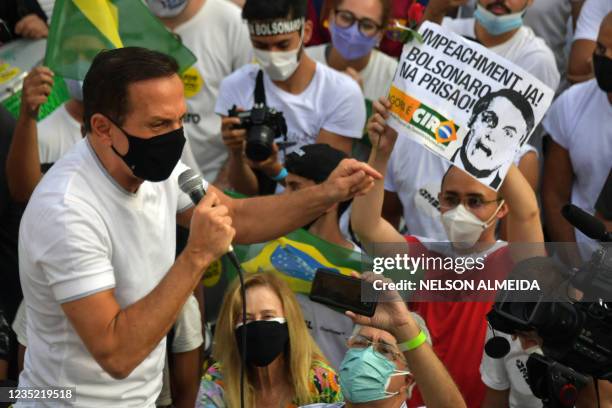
[35,103,201,175]
[157,295,204,406]
[441,18,560,91]
[480,329,542,408]
[573,0,612,41]
[385,136,537,240]
[215,63,366,162]
[17,139,199,407]
[542,79,612,258]
[457,0,572,79]
[296,294,355,371]
[175,0,252,181]
[305,45,398,105]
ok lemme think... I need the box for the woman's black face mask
[109,117,186,182]
[235,320,289,367]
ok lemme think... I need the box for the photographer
[351,98,544,407]
[216,0,366,196]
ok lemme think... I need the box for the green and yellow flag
[44,0,196,80]
[202,227,364,322]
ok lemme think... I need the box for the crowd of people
[0,0,611,407]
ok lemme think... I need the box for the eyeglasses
[439,195,502,211]
[347,334,406,362]
[334,9,383,38]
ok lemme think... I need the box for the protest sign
[387,21,554,190]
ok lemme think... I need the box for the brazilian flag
[202,227,364,322]
[44,0,196,79]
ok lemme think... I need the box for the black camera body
[228,103,288,162]
[488,244,612,407]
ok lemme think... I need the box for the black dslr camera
[228,70,288,162]
[487,205,612,408]
[228,103,287,162]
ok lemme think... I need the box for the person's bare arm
[6,67,53,203]
[347,273,467,408]
[316,129,354,156]
[501,165,546,262]
[382,190,403,230]
[220,115,260,196]
[499,151,539,240]
[170,349,201,408]
[481,387,510,408]
[351,98,407,245]
[577,379,612,408]
[568,39,596,83]
[61,193,234,379]
[541,139,583,264]
[176,158,381,243]
[423,0,469,25]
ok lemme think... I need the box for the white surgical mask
[441,201,504,249]
[253,32,303,81]
[146,0,188,18]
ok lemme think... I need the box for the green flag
[44,0,196,80]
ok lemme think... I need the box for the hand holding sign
[387,22,554,191]
[367,98,398,157]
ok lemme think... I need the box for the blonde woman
[197,273,342,408]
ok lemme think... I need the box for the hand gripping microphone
[562,204,612,242]
[178,168,247,408]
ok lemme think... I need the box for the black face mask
[235,320,289,367]
[593,53,612,92]
[110,119,186,182]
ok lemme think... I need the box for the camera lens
[246,125,275,162]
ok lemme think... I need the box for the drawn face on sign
[463,96,527,173]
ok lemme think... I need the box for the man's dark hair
[242,0,308,22]
[468,88,535,144]
[82,47,179,133]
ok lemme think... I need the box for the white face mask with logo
[441,201,505,249]
[146,0,188,18]
[253,31,303,81]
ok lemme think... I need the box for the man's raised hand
[20,67,54,118]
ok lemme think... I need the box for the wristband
[271,167,288,181]
[398,330,427,352]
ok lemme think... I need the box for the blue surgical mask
[330,20,379,61]
[474,3,525,36]
[339,347,411,403]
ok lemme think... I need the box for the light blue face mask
[474,3,525,36]
[339,346,411,403]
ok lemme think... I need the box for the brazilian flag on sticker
[44,0,196,79]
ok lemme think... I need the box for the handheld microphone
[178,169,236,252]
[561,204,612,242]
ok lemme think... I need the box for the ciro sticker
[181,66,204,99]
[0,63,21,84]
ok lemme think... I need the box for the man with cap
[283,143,359,369]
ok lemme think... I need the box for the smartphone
[309,268,377,317]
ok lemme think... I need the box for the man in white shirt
[382,0,554,239]
[217,0,366,196]
[147,0,252,183]
[16,47,380,407]
[568,0,612,83]
[543,12,612,265]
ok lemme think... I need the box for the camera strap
[254,70,266,105]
